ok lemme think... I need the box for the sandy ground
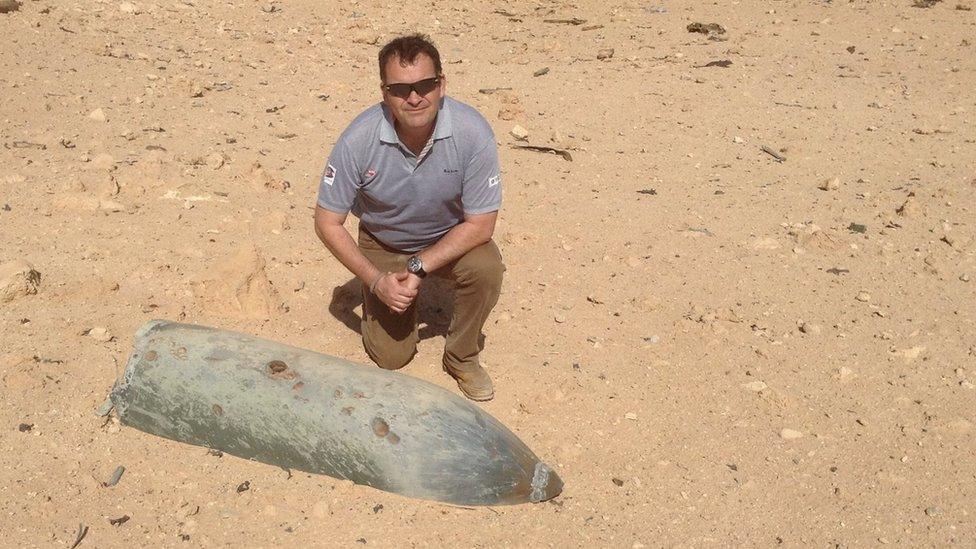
[1,0,975,546]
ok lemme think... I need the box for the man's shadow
[328,277,455,340]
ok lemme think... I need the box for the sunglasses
[382,77,440,99]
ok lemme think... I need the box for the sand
[1,0,974,546]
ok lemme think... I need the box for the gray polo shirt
[316,96,502,253]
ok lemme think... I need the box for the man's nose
[406,89,423,104]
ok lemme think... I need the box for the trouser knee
[363,338,416,370]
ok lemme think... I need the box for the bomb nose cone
[529,462,564,503]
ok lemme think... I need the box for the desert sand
[1,0,974,546]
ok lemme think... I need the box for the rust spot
[371,417,390,437]
[267,360,297,380]
[291,381,304,391]
[341,406,354,415]
[353,391,366,399]
[333,389,343,398]
[387,432,400,445]
[145,350,158,361]
[212,404,223,416]
[172,347,187,360]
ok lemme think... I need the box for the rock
[185,80,206,98]
[961,273,971,282]
[311,500,330,518]
[0,260,41,304]
[896,193,921,218]
[855,291,871,302]
[250,162,289,191]
[742,380,767,392]
[497,106,523,121]
[510,125,529,141]
[818,177,840,191]
[351,30,381,45]
[780,428,803,440]
[0,0,20,14]
[86,327,114,343]
[88,108,107,122]
[190,244,284,319]
[206,152,226,170]
[925,506,941,517]
[119,2,137,13]
[752,237,780,250]
[596,48,615,60]
[732,136,744,144]
[90,153,116,171]
[624,412,638,421]
[799,322,822,335]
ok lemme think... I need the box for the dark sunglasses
[382,77,440,99]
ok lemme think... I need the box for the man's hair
[378,34,442,83]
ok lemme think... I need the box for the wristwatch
[406,255,427,278]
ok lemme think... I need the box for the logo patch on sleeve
[322,164,336,186]
[488,174,501,187]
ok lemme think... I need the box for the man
[314,34,504,401]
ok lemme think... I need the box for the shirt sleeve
[316,140,359,213]
[460,138,502,215]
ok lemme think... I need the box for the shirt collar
[380,97,453,144]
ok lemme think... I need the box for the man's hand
[373,271,420,314]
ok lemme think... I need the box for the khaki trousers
[358,227,504,375]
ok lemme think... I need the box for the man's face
[381,54,445,134]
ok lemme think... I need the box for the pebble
[780,428,803,440]
[732,136,744,143]
[624,412,638,421]
[119,2,137,13]
[88,108,107,122]
[960,273,971,282]
[206,152,225,170]
[596,48,615,60]
[924,506,941,517]
[0,260,41,304]
[509,125,529,141]
[0,0,19,13]
[855,291,871,302]
[312,500,330,518]
[553,314,565,324]
[742,380,767,392]
[799,322,822,335]
[818,177,840,191]
[87,326,114,342]
[961,380,975,389]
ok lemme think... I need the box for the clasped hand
[373,270,422,314]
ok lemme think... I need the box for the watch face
[408,256,422,273]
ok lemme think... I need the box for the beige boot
[443,364,494,401]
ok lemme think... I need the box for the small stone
[837,366,854,380]
[553,314,566,324]
[87,327,114,342]
[624,412,638,421]
[818,177,840,191]
[611,477,624,486]
[780,428,803,440]
[732,136,744,144]
[799,322,822,335]
[896,193,921,218]
[0,260,41,304]
[90,153,116,171]
[742,380,767,392]
[119,2,137,13]
[88,108,107,122]
[206,152,226,170]
[510,125,529,141]
[312,500,330,518]
[596,48,615,60]
[855,291,871,302]
[961,380,975,389]
[0,0,20,14]
[924,506,941,517]
[959,273,971,282]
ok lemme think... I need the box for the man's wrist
[368,271,388,293]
